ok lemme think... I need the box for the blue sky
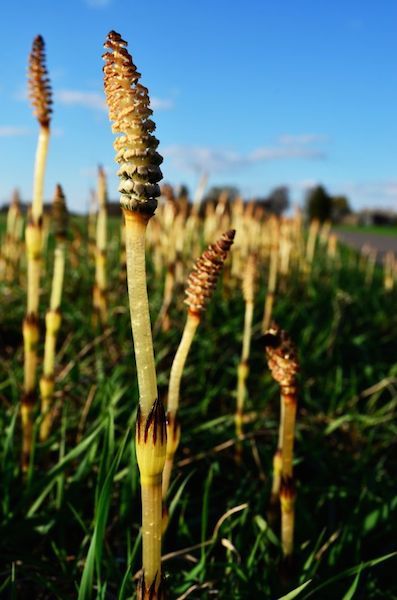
[1,0,396,212]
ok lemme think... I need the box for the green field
[335,224,397,237]
[0,215,396,599]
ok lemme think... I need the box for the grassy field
[335,224,397,237]
[0,213,396,599]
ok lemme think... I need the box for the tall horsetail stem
[103,31,165,599]
[93,166,108,325]
[163,230,235,500]
[40,184,68,442]
[264,324,299,558]
[235,253,256,458]
[22,35,52,472]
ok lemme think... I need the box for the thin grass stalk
[40,184,68,441]
[21,35,52,471]
[103,31,165,598]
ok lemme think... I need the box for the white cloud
[56,90,106,111]
[278,133,328,146]
[343,181,397,206]
[56,89,174,112]
[0,126,31,137]
[164,136,327,174]
[151,97,174,110]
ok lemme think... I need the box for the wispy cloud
[56,90,105,111]
[0,126,31,137]
[55,89,174,112]
[164,135,327,174]
[278,133,328,146]
[343,181,397,205]
[151,97,174,110]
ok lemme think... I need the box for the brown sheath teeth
[138,571,164,599]
[280,475,297,499]
[137,398,167,445]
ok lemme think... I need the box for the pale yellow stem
[24,331,38,393]
[40,242,65,441]
[241,301,254,363]
[281,500,295,557]
[32,126,50,224]
[124,211,158,419]
[262,245,278,333]
[162,313,199,499]
[124,208,166,594]
[235,300,254,442]
[27,256,41,316]
[281,395,297,478]
[270,396,285,502]
[270,449,282,503]
[305,220,319,273]
[167,313,200,415]
[162,457,173,501]
[141,480,163,588]
[43,331,57,377]
[50,244,65,311]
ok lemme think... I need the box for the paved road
[334,231,397,259]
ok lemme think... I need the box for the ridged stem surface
[141,479,163,591]
[262,244,278,332]
[49,244,65,313]
[281,395,297,478]
[235,300,254,441]
[281,499,295,557]
[32,126,50,223]
[27,252,41,316]
[40,243,65,441]
[163,312,199,498]
[167,313,199,415]
[124,211,157,419]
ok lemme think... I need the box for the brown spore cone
[185,229,235,316]
[263,323,299,390]
[52,184,68,241]
[28,35,52,128]
[103,31,163,216]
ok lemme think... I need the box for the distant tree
[305,185,332,222]
[265,186,290,216]
[204,186,240,204]
[331,195,351,223]
[255,186,290,216]
[177,184,190,201]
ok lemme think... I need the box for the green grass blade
[276,580,312,600]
